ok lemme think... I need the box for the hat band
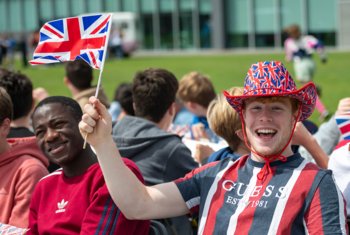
[244,88,297,96]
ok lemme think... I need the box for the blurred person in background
[177,71,220,143]
[284,24,330,121]
[0,87,48,228]
[64,59,110,110]
[0,69,35,138]
[108,82,134,124]
[194,87,249,165]
[0,69,59,172]
[111,68,199,235]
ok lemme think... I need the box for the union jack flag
[29,13,112,69]
[335,115,350,140]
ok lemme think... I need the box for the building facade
[0,0,348,50]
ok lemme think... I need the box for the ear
[292,109,300,123]
[293,114,298,123]
[169,102,176,116]
[235,129,245,141]
[187,102,197,110]
[0,118,11,138]
[184,101,198,114]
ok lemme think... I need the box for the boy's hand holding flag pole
[29,13,113,148]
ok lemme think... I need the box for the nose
[259,107,273,122]
[45,128,59,142]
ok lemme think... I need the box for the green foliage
[14,51,350,125]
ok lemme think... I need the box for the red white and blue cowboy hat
[224,61,317,121]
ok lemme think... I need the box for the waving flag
[30,13,112,69]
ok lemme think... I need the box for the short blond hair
[177,71,216,108]
[207,87,243,151]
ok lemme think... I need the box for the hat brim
[224,82,317,121]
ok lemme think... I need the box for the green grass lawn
[14,50,350,125]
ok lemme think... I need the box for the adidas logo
[55,199,68,214]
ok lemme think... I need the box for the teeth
[257,129,276,134]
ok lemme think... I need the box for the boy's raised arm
[79,96,189,220]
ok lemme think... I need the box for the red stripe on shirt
[304,188,325,235]
[234,170,275,235]
[276,163,318,234]
[202,157,247,234]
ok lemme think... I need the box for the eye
[250,105,262,111]
[271,105,284,111]
[54,121,67,129]
[35,129,45,138]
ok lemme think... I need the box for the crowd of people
[0,24,349,235]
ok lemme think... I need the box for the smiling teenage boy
[80,61,347,234]
[27,96,149,234]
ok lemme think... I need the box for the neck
[156,117,170,131]
[62,147,98,178]
[0,139,10,154]
[196,107,208,117]
[69,85,82,96]
[235,143,250,156]
[155,109,173,131]
[117,111,127,121]
[250,147,294,162]
[10,116,32,129]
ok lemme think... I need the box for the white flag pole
[83,13,113,149]
[93,13,113,98]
